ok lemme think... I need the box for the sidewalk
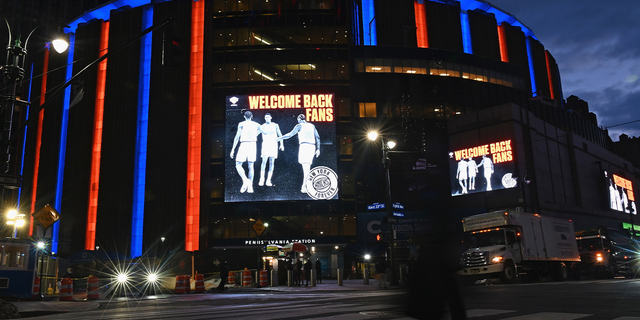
[8,279,398,316]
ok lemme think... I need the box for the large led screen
[225,94,338,202]
[605,171,636,214]
[449,139,517,196]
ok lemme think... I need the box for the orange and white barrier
[32,276,40,299]
[59,278,73,301]
[194,274,205,293]
[184,274,191,293]
[259,270,268,287]
[87,276,100,300]
[227,271,235,286]
[174,275,186,294]
[242,269,251,286]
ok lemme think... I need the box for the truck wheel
[499,262,516,284]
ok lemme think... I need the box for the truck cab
[576,227,639,278]
[460,226,522,283]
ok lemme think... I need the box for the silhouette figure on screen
[456,158,468,194]
[230,111,265,193]
[277,114,320,193]
[478,154,494,191]
[258,113,284,187]
[467,157,478,190]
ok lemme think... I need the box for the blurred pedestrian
[294,259,302,286]
[375,260,387,289]
[217,261,229,291]
[304,259,313,286]
[315,258,322,283]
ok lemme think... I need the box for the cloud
[488,0,640,141]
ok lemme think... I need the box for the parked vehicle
[575,227,639,279]
[458,209,580,284]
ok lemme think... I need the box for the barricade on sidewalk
[174,275,186,294]
[242,269,251,287]
[32,276,40,299]
[87,276,100,300]
[259,270,268,287]
[227,271,235,286]
[59,278,73,301]
[184,274,191,293]
[194,274,205,293]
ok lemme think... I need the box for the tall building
[3,0,632,275]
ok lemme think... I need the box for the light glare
[367,131,378,141]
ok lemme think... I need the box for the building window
[340,136,353,155]
[359,102,377,117]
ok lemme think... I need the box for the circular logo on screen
[502,173,518,189]
[305,166,339,200]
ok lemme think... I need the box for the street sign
[392,212,405,217]
[0,174,21,188]
[392,202,404,210]
[32,204,60,230]
[252,219,265,236]
[383,217,397,224]
[367,203,385,210]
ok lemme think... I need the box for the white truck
[458,209,580,284]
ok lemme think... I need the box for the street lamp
[35,240,47,300]
[6,208,25,238]
[368,131,398,286]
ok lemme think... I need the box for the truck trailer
[458,209,580,284]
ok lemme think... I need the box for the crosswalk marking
[501,312,591,320]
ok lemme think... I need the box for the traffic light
[376,232,389,242]
[163,30,183,67]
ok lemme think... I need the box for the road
[20,278,640,319]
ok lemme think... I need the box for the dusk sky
[487,0,640,141]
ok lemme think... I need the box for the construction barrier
[59,278,73,301]
[227,271,235,286]
[174,275,186,294]
[87,276,100,300]
[259,270,268,287]
[194,274,205,293]
[32,276,40,299]
[242,269,251,287]
[184,274,191,293]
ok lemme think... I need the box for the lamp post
[36,240,46,300]
[367,131,397,286]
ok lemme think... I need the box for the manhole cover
[359,311,406,317]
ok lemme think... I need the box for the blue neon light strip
[460,12,472,54]
[362,0,376,46]
[18,65,35,210]
[53,33,76,253]
[457,0,537,40]
[353,2,361,45]
[65,0,153,33]
[526,37,537,97]
[131,6,153,258]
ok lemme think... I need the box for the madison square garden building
[11,0,632,273]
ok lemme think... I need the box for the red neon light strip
[544,50,555,100]
[86,21,109,250]
[414,1,428,48]
[497,24,509,63]
[29,48,50,236]
[185,0,204,252]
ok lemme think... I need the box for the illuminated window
[359,102,377,118]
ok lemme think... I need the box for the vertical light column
[544,50,555,100]
[186,0,204,252]
[526,37,537,97]
[460,12,472,54]
[131,6,153,258]
[53,33,76,253]
[414,0,428,48]
[362,0,376,46]
[86,21,109,251]
[29,47,50,237]
[497,24,509,63]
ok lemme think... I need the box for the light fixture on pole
[6,208,25,238]
[367,131,397,286]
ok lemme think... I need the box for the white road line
[502,312,591,320]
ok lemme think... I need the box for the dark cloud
[488,0,640,141]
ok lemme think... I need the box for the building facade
[5,0,632,273]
